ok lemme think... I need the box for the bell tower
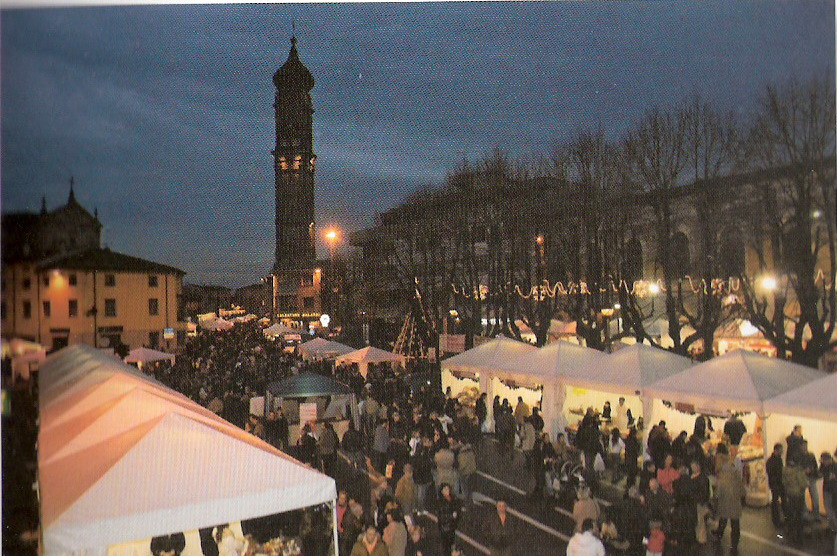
[271,34,321,320]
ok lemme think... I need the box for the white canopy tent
[124,347,176,369]
[39,345,339,555]
[764,371,837,460]
[335,346,405,378]
[202,318,234,331]
[263,322,299,338]
[298,338,354,360]
[645,349,827,462]
[492,340,605,440]
[563,344,694,436]
[441,336,538,420]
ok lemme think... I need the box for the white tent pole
[331,499,340,556]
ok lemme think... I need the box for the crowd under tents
[442,337,835,473]
[263,322,300,339]
[646,350,829,459]
[38,344,338,556]
[265,371,359,440]
[335,346,405,378]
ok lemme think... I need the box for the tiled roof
[37,247,185,275]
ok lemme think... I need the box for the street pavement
[448,438,834,556]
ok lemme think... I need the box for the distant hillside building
[2,183,186,352]
[181,283,234,318]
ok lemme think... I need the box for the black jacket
[766,453,784,491]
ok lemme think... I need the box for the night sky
[2,2,833,287]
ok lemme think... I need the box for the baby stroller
[551,458,587,509]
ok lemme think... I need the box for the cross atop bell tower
[271,33,321,320]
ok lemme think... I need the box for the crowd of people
[141,327,837,555]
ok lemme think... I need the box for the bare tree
[740,77,836,367]
[623,107,691,354]
[679,96,742,359]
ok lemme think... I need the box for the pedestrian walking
[484,499,518,556]
[766,443,785,529]
[714,458,745,555]
[436,484,461,556]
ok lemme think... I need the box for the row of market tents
[38,344,338,555]
[442,337,837,459]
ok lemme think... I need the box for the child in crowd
[645,519,665,556]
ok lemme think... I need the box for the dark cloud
[2,2,833,287]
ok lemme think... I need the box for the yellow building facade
[2,248,185,352]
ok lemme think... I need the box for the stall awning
[442,336,537,374]
[494,340,604,383]
[765,371,837,423]
[124,347,176,364]
[38,344,337,555]
[566,343,693,396]
[645,349,826,415]
[335,346,405,365]
[267,372,353,398]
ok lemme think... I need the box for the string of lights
[450,270,835,301]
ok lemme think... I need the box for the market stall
[335,346,405,379]
[492,340,605,440]
[2,337,46,383]
[441,336,538,413]
[645,349,827,504]
[39,345,339,556]
[764,371,837,464]
[266,372,359,441]
[298,338,355,361]
[561,343,693,440]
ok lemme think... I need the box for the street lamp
[760,275,778,292]
[323,228,341,325]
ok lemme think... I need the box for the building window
[148,298,159,316]
[69,299,78,317]
[42,275,49,287]
[149,275,158,287]
[43,301,51,318]
[303,296,314,309]
[69,273,77,286]
[148,331,160,348]
[104,299,117,317]
[23,300,32,319]
[105,274,116,287]
[22,277,31,290]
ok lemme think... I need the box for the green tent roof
[267,372,352,398]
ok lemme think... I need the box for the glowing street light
[613,303,621,310]
[648,282,661,296]
[760,275,778,291]
[535,235,545,245]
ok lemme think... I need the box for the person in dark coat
[623,427,640,490]
[766,443,785,528]
[436,484,461,556]
[785,425,804,464]
[723,414,747,446]
[276,408,289,449]
[150,532,186,556]
[475,393,488,430]
[483,499,519,556]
